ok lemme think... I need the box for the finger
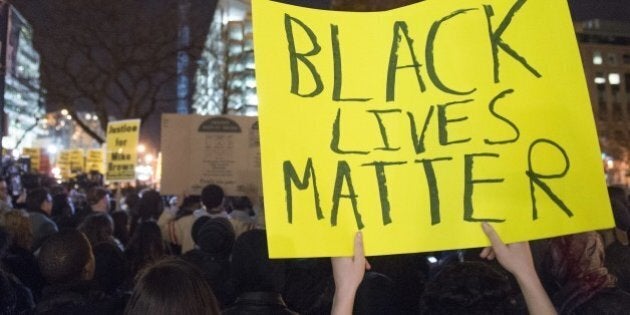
[481,222,504,248]
[365,260,372,270]
[480,247,492,259]
[353,232,365,263]
[487,250,496,260]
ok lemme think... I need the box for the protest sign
[58,149,84,178]
[21,148,41,172]
[86,149,105,174]
[252,0,614,258]
[160,114,261,197]
[57,150,71,179]
[106,119,140,182]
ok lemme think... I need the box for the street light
[137,144,146,154]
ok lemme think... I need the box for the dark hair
[124,258,219,315]
[78,213,115,247]
[51,193,74,218]
[87,187,109,206]
[421,261,515,314]
[231,229,286,293]
[37,230,93,284]
[93,242,128,294]
[137,190,163,221]
[201,185,224,210]
[125,221,167,277]
[111,211,130,246]
[25,188,50,213]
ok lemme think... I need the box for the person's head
[231,196,252,212]
[26,187,52,215]
[231,229,286,294]
[0,209,33,250]
[124,257,219,315]
[51,193,75,218]
[78,213,115,247]
[87,187,110,213]
[201,185,224,213]
[194,217,235,257]
[137,190,163,221]
[421,261,515,314]
[545,232,616,313]
[37,230,95,285]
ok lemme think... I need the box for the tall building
[2,6,43,150]
[193,0,257,116]
[576,20,630,149]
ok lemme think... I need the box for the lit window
[609,73,621,85]
[595,77,606,84]
[593,51,603,65]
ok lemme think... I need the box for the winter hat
[197,217,235,257]
[191,216,211,246]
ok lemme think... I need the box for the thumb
[353,232,365,262]
[481,222,504,248]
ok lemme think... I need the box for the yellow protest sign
[86,149,105,174]
[253,0,614,258]
[106,119,140,182]
[22,148,41,172]
[68,149,85,174]
[57,150,71,179]
[58,149,84,178]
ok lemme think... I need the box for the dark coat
[36,281,127,315]
[222,292,298,315]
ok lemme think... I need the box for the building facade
[576,20,630,150]
[2,6,44,151]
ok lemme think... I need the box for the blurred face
[41,194,53,215]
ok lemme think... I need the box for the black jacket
[36,281,127,315]
[222,292,298,315]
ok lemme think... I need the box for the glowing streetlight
[145,154,154,164]
[61,109,69,116]
[137,144,146,153]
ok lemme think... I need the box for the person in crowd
[36,230,127,314]
[159,184,226,253]
[124,257,220,315]
[112,210,130,247]
[282,258,334,314]
[228,196,257,239]
[544,231,630,314]
[330,224,557,315]
[51,191,77,229]
[92,242,129,295]
[1,209,45,300]
[136,190,163,221]
[182,217,235,308]
[25,187,58,251]
[0,225,35,313]
[0,176,13,214]
[223,229,298,314]
[78,213,122,250]
[87,187,111,215]
[125,221,169,282]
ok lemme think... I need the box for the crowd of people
[0,171,629,314]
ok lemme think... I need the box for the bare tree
[11,0,216,144]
